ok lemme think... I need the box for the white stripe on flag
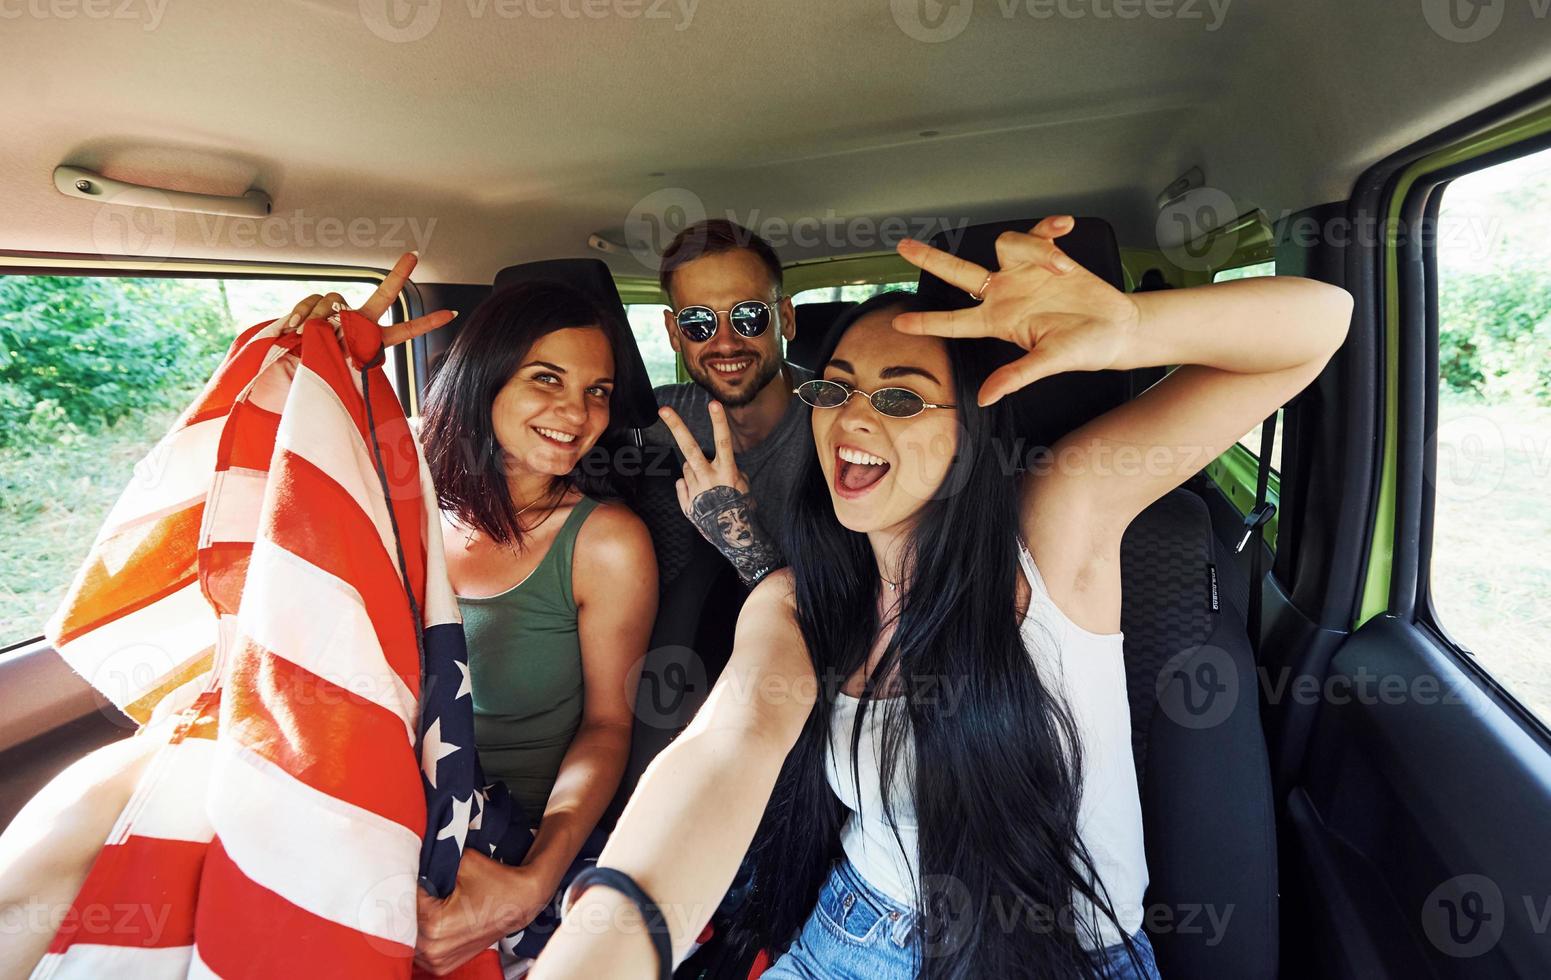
[277,365,404,586]
[207,742,421,946]
[54,581,216,712]
[30,943,194,980]
[237,538,418,732]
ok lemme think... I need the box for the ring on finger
[970,273,994,303]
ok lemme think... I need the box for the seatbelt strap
[1236,411,1279,653]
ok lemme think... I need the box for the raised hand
[891,215,1141,407]
[282,251,457,348]
[659,401,782,587]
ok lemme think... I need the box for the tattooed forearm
[688,485,783,587]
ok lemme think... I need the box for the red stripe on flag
[224,641,424,833]
[267,449,421,691]
[48,836,207,953]
[194,837,414,979]
[219,399,283,474]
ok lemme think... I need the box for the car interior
[3,2,1550,977]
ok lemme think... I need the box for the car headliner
[1,0,1549,284]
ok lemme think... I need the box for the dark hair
[658,219,784,304]
[729,291,1140,978]
[419,280,635,546]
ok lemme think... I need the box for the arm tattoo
[689,485,783,587]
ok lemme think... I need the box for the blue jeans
[761,860,1162,979]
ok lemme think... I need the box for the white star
[454,660,472,701]
[436,795,473,853]
[467,798,485,832]
[420,718,460,789]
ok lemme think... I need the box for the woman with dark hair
[532,217,1351,979]
[278,272,658,973]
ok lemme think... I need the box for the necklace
[462,485,563,549]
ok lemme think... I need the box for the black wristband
[561,866,673,980]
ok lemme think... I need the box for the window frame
[1392,129,1551,744]
[0,254,400,653]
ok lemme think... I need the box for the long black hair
[728,291,1140,978]
[419,280,636,545]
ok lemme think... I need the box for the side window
[624,303,678,388]
[0,274,376,648]
[792,281,917,305]
[1214,260,1283,470]
[1429,147,1551,725]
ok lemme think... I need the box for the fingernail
[448,310,459,321]
[1054,254,1076,273]
[899,238,920,248]
[331,301,343,312]
[410,250,420,258]
[286,314,300,329]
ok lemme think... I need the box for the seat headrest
[789,301,854,372]
[916,217,1133,451]
[492,257,658,431]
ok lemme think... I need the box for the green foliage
[0,276,231,447]
[1438,262,1551,405]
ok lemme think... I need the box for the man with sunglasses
[648,219,813,588]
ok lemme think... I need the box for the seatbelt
[1236,411,1279,653]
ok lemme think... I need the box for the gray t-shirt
[643,362,814,538]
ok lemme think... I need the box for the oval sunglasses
[793,378,956,419]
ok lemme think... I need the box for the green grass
[1430,394,1551,725]
[0,396,197,645]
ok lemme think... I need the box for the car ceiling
[2,0,1549,285]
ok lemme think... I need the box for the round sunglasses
[672,300,773,343]
[794,378,956,419]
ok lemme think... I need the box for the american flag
[39,310,521,978]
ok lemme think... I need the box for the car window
[0,275,376,647]
[1429,146,1551,725]
[792,281,917,305]
[623,303,679,388]
[1213,261,1283,468]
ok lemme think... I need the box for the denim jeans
[760,860,1162,979]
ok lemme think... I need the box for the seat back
[918,218,1278,977]
[788,300,854,371]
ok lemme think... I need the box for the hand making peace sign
[658,399,750,515]
[281,251,458,347]
[891,215,1142,407]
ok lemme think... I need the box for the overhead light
[54,165,270,218]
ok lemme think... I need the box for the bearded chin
[692,354,781,408]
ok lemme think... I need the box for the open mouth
[834,445,891,498]
[532,425,579,448]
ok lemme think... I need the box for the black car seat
[483,259,746,830]
[787,300,854,371]
[919,219,1279,979]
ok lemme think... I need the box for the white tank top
[824,539,1148,949]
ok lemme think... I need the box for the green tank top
[458,496,600,818]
